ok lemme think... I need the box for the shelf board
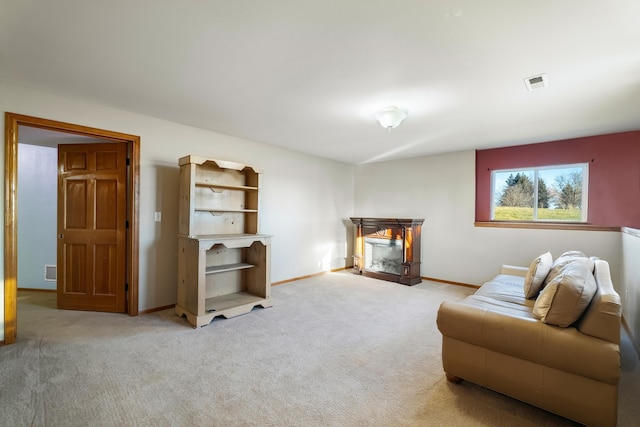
[194,208,258,213]
[205,263,255,275]
[205,291,266,313]
[195,182,258,192]
[182,233,271,241]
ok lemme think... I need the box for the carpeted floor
[1,272,639,426]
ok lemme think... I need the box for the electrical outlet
[154,212,162,222]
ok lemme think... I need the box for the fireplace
[350,217,424,285]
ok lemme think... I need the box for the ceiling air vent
[524,73,548,91]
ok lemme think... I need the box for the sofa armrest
[499,265,528,277]
[436,300,620,384]
[576,259,621,344]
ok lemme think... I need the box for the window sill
[474,221,620,232]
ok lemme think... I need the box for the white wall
[0,82,355,339]
[354,150,622,286]
[621,229,640,351]
[17,143,57,290]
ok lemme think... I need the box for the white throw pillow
[543,251,594,286]
[524,252,553,299]
[533,262,597,327]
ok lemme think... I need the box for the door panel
[96,180,118,229]
[57,143,127,313]
[66,180,88,228]
[65,244,87,293]
[94,244,116,295]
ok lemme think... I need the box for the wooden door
[57,143,127,312]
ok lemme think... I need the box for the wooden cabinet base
[175,234,272,328]
[175,295,272,328]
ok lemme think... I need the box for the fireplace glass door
[363,227,403,276]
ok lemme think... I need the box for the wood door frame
[3,112,140,345]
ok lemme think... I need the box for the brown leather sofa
[436,256,621,427]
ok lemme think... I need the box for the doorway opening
[4,112,140,345]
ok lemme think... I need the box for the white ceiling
[2,1,640,164]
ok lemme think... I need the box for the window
[491,163,588,222]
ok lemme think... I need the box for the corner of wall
[621,227,640,356]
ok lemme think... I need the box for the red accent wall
[475,131,640,227]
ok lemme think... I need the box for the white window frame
[490,163,589,222]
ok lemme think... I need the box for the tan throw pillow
[558,250,587,258]
[533,262,597,327]
[543,251,594,286]
[524,252,553,299]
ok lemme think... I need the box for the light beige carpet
[2,272,639,426]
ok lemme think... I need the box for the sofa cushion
[475,273,534,308]
[543,250,594,286]
[523,252,553,299]
[533,262,597,327]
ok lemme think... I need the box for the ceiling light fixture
[375,106,408,130]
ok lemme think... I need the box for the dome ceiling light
[375,106,409,130]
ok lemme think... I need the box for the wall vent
[44,265,57,281]
[524,73,548,91]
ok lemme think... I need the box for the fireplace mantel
[350,217,424,285]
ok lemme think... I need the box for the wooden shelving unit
[175,156,272,327]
